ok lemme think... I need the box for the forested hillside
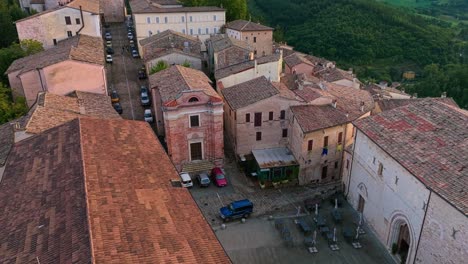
[249,0,468,108]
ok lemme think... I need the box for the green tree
[182,60,191,68]
[0,39,44,84]
[150,61,169,74]
[0,82,28,124]
[0,0,28,48]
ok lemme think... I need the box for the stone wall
[415,193,468,264]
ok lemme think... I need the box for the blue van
[220,199,253,222]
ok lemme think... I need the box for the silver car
[197,173,211,187]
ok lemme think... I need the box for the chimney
[360,101,365,112]
[441,92,447,98]
[331,99,337,108]
[412,93,418,98]
[401,88,405,93]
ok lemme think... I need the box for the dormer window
[188,97,199,103]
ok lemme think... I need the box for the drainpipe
[413,191,432,264]
[345,129,358,197]
[77,6,85,34]
[338,124,347,189]
[37,68,45,91]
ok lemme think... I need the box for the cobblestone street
[105,22,146,121]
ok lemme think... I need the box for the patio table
[320,226,330,235]
[343,227,354,242]
[315,215,326,227]
[296,219,312,235]
[331,209,342,223]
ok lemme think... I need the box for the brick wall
[415,193,467,264]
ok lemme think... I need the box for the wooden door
[190,142,202,161]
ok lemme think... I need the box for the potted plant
[272,181,280,188]
[259,181,266,189]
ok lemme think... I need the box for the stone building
[15,0,102,49]
[215,52,282,90]
[130,0,225,53]
[149,65,224,172]
[346,100,468,264]
[206,34,252,73]
[288,80,373,185]
[225,19,273,57]
[5,34,107,107]
[140,29,202,71]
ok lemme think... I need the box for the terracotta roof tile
[149,65,219,103]
[6,34,104,75]
[0,118,231,263]
[140,29,199,46]
[67,0,100,14]
[214,53,281,80]
[0,123,14,166]
[225,20,273,31]
[354,100,468,215]
[25,91,121,134]
[376,98,458,113]
[222,76,279,110]
[208,34,251,52]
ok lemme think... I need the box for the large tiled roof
[222,76,279,110]
[0,118,231,263]
[6,34,104,75]
[144,47,202,62]
[215,53,281,80]
[376,98,458,113]
[354,100,468,215]
[284,53,313,68]
[225,19,273,31]
[319,68,354,82]
[209,34,250,52]
[149,65,220,103]
[0,123,14,166]
[130,0,224,13]
[139,29,199,46]
[291,83,374,132]
[15,0,100,23]
[24,91,121,134]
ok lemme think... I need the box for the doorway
[397,224,410,262]
[358,194,365,213]
[190,142,203,161]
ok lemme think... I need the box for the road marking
[117,24,135,120]
[217,192,224,207]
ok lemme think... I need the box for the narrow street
[105,22,146,121]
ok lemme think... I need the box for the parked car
[179,172,193,188]
[144,109,153,122]
[220,199,253,222]
[131,49,140,58]
[140,85,148,94]
[106,54,113,63]
[127,32,133,40]
[105,32,112,40]
[112,102,123,114]
[140,92,150,106]
[129,39,134,45]
[106,47,114,54]
[110,90,120,103]
[106,41,112,48]
[138,69,147,79]
[197,173,211,187]
[211,167,227,187]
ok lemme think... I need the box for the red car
[211,167,227,187]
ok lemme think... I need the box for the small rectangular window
[190,16,193,22]
[378,163,384,176]
[321,166,328,179]
[182,29,186,34]
[206,28,209,34]
[338,132,343,144]
[308,140,313,151]
[334,161,338,169]
[147,17,151,24]
[323,136,329,148]
[282,129,288,138]
[280,110,286,119]
[190,29,193,35]
[256,132,262,141]
[214,15,217,21]
[75,18,80,24]
[269,111,273,120]
[198,28,201,34]
[53,39,57,45]
[254,37,257,43]
[245,113,250,123]
[156,17,159,23]
[254,112,262,127]
[346,159,350,169]
[67,31,72,37]
[190,115,200,127]
[214,28,217,34]
[164,17,168,23]
[65,16,71,25]
[181,16,184,22]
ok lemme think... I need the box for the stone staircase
[182,160,215,174]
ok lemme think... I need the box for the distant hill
[249,0,468,108]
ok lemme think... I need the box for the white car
[180,172,193,188]
[106,55,113,63]
[127,32,134,40]
[144,109,153,122]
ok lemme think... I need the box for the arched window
[188,97,199,103]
